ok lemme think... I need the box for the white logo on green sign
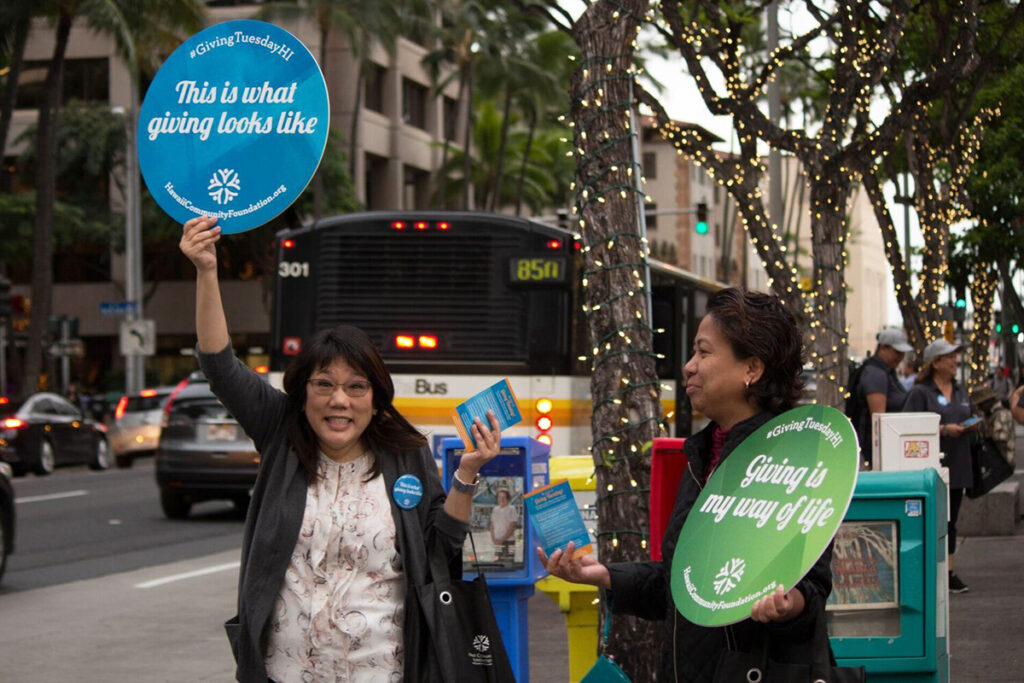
[671,405,858,626]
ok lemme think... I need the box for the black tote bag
[713,613,865,683]
[416,534,516,682]
[967,436,1015,499]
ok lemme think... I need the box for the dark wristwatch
[451,469,480,494]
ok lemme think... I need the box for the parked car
[155,374,259,519]
[0,461,15,583]
[0,393,111,475]
[108,387,176,468]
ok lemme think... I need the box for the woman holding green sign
[540,288,836,682]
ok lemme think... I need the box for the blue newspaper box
[441,436,550,683]
[829,469,949,682]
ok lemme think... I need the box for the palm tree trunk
[0,9,30,190]
[313,27,328,221]
[24,9,73,397]
[514,108,537,217]
[461,65,474,211]
[488,86,513,212]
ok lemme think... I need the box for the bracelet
[451,469,480,494]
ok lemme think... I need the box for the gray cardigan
[199,345,466,682]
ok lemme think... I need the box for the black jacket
[607,412,834,682]
[199,345,465,682]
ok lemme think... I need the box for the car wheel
[90,437,112,470]
[35,441,55,476]
[160,488,191,519]
[115,453,133,469]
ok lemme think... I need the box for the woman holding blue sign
[180,216,503,682]
[540,288,838,682]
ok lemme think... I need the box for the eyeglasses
[307,378,371,397]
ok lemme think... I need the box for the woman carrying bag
[180,216,508,682]
[539,288,848,682]
[903,339,977,594]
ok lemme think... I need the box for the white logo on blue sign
[137,20,329,233]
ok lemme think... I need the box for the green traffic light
[997,323,1003,333]
[1014,323,1021,335]
[955,298,967,308]
[695,221,709,235]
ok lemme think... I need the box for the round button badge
[137,20,329,233]
[393,474,424,510]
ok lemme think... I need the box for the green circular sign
[670,405,858,626]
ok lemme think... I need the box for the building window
[402,78,427,129]
[403,165,430,208]
[364,153,389,210]
[17,58,109,110]
[365,64,385,113]
[644,201,657,230]
[443,96,459,142]
[642,151,657,180]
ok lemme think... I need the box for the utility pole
[116,77,145,395]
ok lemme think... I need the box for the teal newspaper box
[829,468,949,682]
[441,435,549,683]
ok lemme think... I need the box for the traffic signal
[0,276,9,320]
[954,286,967,309]
[695,202,708,235]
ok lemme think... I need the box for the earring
[744,379,750,388]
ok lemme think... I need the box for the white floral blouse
[264,452,405,682]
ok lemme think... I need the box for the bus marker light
[418,335,438,349]
[392,221,406,230]
[537,434,552,446]
[437,221,450,230]
[282,239,295,248]
[546,239,562,250]
[415,221,428,230]
[535,398,553,414]
[536,415,553,432]
[396,335,415,349]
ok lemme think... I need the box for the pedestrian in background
[850,328,913,468]
[903,339,977,593]
[1011,384,1024,426]
[539,288,835,682]
[180,216,504,682]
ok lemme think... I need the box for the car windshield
[123,393,170,413]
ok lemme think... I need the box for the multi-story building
[4,4,464,393]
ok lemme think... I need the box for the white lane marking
[15,489,89,504]
[134,561,240,589]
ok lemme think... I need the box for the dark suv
[155,374,260,519]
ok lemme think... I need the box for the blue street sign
[101,301,139,317]
[137,20,329,234]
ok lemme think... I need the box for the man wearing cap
[903,339,977,593]
[851,328,913,468]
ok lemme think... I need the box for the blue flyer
[137,20,329,233]
[451,378,523,450]
[524,479,593,560]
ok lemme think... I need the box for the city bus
[270,211,723,456]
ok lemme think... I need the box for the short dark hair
[705,288,804,413]
[282,325,427,482]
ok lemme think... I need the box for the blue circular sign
[138,20,329,233]
[393,474,424,510]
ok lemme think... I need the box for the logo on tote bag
[138,20,329,233]
[670,405,859,626]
